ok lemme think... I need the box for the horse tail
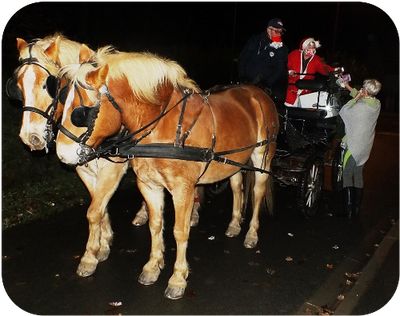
[242,166,254,219]
[244,154,275,219]
[242,162,274,218]
[265,175,274,216]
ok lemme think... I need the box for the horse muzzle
[19,131,46,151]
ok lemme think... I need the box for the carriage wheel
[331,145,344,191]
[297,158,323,217]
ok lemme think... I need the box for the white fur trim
[302,38,321,50]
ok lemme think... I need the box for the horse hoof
[76,261,97,277]
[225,225,241,237]
[164,286,185,300]
[243,237,258,249]
[132,214,148,226]
[138,271,159,286]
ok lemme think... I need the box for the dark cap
[267,18,286,31]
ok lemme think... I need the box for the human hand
[355,88,366,100]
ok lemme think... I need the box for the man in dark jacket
[238,18,288,105]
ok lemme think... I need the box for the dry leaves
[326,263,334,270]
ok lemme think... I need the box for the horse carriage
[271,71,350,217]
[6,35,350,299]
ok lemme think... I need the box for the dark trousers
[343,155,364,188]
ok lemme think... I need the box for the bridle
[57,81,104,162]
[7,41,62,145]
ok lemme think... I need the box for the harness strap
[180,105,204,145]
[174,91,189,147]
[57,123,85,143]
[22,106,53,120]
[100,86,123,113]
[102,142,274,176]
[215,139,271,156]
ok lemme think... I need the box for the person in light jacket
[338,79,382,219]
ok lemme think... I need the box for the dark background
[2,1,399,112]
[1,2,399,228]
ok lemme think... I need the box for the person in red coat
[285,37,335,106]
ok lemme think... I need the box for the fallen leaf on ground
[266,267,276,275]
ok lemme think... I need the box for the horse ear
[16,38,28,52]
[79,44,94,63]
[86,65,109,88]
[44,36,61,63]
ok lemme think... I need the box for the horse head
[56,45,122,165]
[10,35,81,151]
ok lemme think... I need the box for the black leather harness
[74,84,276,177]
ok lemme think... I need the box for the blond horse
[56,45,279,299]
[11,35,203,277]
[12,35,144,277]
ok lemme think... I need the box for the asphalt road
[2,115,398,315]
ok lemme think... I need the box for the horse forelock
[18,34,81,75]
[105,52,199,104]
[58,45,117,90]
[59,62,99,104]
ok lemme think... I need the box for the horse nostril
[29,134,42,146]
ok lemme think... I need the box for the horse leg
[132,201,148,226]
[137,180,165,286]
[225,172,244,237]
[244,149,270,248]
[76,160,128,277]
[165,184,195,300]
[133,187,200,227]
[190,186,202,227]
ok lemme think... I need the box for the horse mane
[18,33,81,74]
[60,47,200,104]
[102,51,200,104]
[90,51,200,103]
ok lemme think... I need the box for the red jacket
[285,49,334,106]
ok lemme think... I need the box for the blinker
[6,77,23,101]
[71,106,92,128]
[46,75,59,99]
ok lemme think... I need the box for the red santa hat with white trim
[300,37,321,50]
